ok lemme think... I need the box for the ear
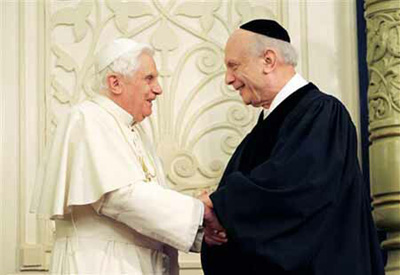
[106,74,123,95]
[262,49,277,74]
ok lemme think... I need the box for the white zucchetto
[96,38,145,71]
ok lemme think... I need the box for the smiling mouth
[236,86,245,94]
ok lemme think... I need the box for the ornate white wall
[0,1,360,274]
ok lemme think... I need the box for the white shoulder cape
[30,99,149,219]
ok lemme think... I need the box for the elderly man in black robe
[200,19,384,275]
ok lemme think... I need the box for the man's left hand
[199,191,228,246]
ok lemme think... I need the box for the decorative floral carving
[235,1,276,24]
[369,97,390,121]
[51,77,71,104]
[51,1,93,42]
[106,0,153,34]
[52,45,77,73]
[366,16,388,64]
[388,65,400,112]
[174,1,221,34]
[367,10,400,125]
[151,19,179,76]
[387,24,400,57]
[151,19,179,52]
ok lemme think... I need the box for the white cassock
[30,94,203,275]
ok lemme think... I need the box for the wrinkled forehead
[224,30,253,64]
[136,53,157,72]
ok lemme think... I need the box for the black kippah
[240,19,290,43]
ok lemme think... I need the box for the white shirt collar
[91,94,135,127]
[263,73,308,119]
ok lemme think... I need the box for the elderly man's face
[224,30,270,108]
[122,53,162,122]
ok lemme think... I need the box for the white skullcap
[96,38,142,71]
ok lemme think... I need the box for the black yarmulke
[240,19,290,43]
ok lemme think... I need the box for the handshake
[199,191,228,246]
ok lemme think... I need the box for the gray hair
[97,45,154,92]
[251,33,298,66]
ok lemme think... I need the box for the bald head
[227,29,297,67]
[224,29,297,109]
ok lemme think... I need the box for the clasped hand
[199,191,228,246]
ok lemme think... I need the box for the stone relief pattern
[46,0,276,196]
[367,10,400,127]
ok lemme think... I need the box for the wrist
[203,203,214,223]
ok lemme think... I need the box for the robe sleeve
[210,96,360,270]
[97,182,204,252]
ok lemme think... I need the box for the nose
[225,70,235,85]
[152,82,162,95]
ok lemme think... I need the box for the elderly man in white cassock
[30,38,227,275]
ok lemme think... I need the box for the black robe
[201,83,384,275]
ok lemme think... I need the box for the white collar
[263,73,308,119]
[91,94,135,128]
